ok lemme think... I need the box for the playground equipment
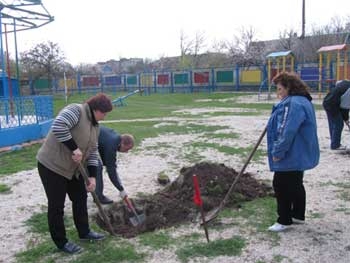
[0,1,54,148]
[0,1,54,98]
[317,44,349,95]
[260,50,295,99]
[112,89,143,107]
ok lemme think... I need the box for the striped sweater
[51,104,99,168]
[37,103,99,179]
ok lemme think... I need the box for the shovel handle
[78,163,116,236]
[123,197,134,210]
[124,197,138,215]
[205,126,267,223]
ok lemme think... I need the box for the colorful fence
[22,62,344,96]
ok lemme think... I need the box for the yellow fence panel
[59,78,77,89]
[240,70,261,84]
[141,75,153,87]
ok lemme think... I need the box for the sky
[5,0,350,65]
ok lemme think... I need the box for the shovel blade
[129,216,139,226]
[128,213,146,226]
[200,207,220,225]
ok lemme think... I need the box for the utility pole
[301,0,305,39]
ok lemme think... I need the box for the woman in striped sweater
[37,93,113,254]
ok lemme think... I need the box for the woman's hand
[272,156,280,162]
[85,177,96,192]
[72,148,83,163]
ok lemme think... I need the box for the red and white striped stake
[192,174,210,242]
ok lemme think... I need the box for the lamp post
[301,0,305,39]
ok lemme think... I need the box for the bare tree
[345,15,350,32]
[330,16,344,33]
[211,39,227,53]
[192,31,206,68]
[207,40,230,67]
[225,26,264,67]
[75,63,99,75]
[278,29,298,50]
[179,30,193,68]
[224,37,242,65]
[20,41,66,88]
[179,30,207,68]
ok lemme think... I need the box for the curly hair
[272,72,310,96]
[86,93,113,113]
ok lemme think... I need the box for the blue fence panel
[300,67,320,81]
[0,96,53,147]
[104,75,122,86]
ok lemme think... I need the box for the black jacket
[98,125,124,191]
[322,80,350,121]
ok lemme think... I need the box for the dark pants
[273,171,305,225]
[38,162,90,248]
[95,161,104,199]
[326,111,344,149]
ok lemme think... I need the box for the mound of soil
[95,162,272,237]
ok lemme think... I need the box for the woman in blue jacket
[267,72,320,232]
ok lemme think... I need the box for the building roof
[317,44,347,53]
[266,50,293,58]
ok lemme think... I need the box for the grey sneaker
[61,242,82,254]
[268,223,290,232]
[332,145,347,150]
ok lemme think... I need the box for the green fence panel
[35,79,50,89]
[216,70,234,83]
[127,75,137,85]
[174,73,189,85]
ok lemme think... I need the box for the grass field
[1,92,274,176]
[2,92,289,262]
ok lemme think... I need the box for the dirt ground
[1,94,350,263]
[96,162,272,237]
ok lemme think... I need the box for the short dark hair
[121,134,134,147]
[336,79,350,89]
[272,72,310,96]
[86,93,113,113]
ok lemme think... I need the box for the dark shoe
[292,217,305,224]
[80,231,105,241]
[98,195,113,205]
[60,242,82,254]
[332,145,347,150]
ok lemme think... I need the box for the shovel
[204,126,267,224]
[78,163,116,236]
[123,196,146,226]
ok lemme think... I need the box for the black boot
[80,231,105,241]
[98,195,113,205]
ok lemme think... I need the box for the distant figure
[267,72,319,232]
[322,79,350,150]
[96,125,134,204]
[37,93,113,254]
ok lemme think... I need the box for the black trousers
[273,171,305,225]
[38,162,90,248]
[95,161,104,199]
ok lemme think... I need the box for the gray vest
[37,103,99,179]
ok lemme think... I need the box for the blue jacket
[267,95,319,171]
